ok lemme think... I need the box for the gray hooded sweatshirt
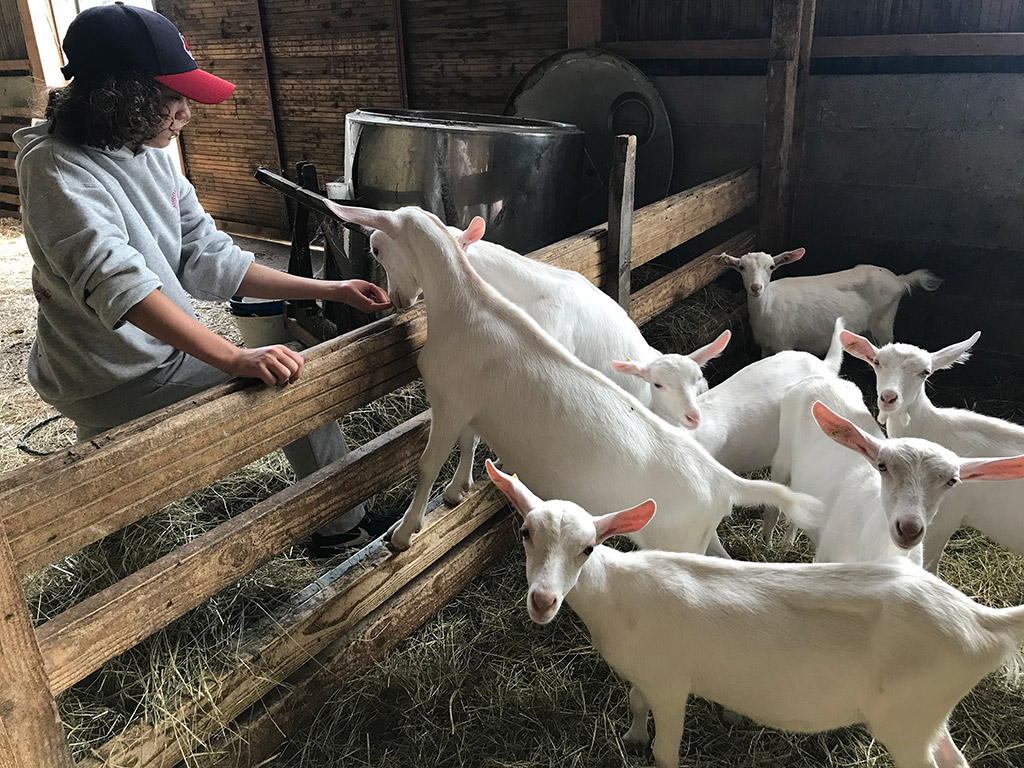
[14,121,253,405]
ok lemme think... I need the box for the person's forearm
[124,288,240,371]
[235,262,334,300]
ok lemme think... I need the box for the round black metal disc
[505,48,674,229]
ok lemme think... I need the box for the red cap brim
[155,69,235,104]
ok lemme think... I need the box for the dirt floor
[4,217,1024,767]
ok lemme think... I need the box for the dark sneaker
[307,508,403,557]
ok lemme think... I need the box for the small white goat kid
[614,318,844,472]
[773,392,1024,565]
[324,202,819,553]
[722,248,942,357]
[843,330,1024,571]
[488,460,1024,768]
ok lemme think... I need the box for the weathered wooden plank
[629,229,758,327]
[602,31,1024,59]
[605,134,637,309]
[0,513,73,768]
[567,0,605,47]
[37,412,432,695]
[78,483,511,768]
[0,58,29,70]
[200,512,517,768]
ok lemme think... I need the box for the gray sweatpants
[56,351,363,535]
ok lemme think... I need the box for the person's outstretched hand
[227,345,304,386]
[330,279,392,313]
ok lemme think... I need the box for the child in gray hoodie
[15,4,391,552]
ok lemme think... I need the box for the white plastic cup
[228,296,289,348]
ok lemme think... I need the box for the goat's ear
[610,360,651,381]
[841,330,878,365]
[323,201,400,239]
[773,247,805,267]
[689,329,731,367]
[456,216,487,249]
[719,254,743,271]
[812,401,881,463]
[594,499,657,544]
[486,460,544,516]
[932,332,980,371]
[959,454,1024,482]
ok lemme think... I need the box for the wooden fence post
[606,134,637,310]
[758,0,816,253]
[0,523,74,768]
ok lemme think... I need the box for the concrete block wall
[651,71,1024,366]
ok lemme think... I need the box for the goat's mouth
[891,527,924,550]
[877,400,900,412]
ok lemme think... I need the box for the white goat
[488,460,1024,768]
[722,248,942,357]
[389,221,732,509]
[324,202,819,554]
[844,330,1024,571]
[773,389,1024,565]
[613,318,844,472]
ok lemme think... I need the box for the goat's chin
[527,604,560,625]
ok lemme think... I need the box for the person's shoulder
[18,131,103,186]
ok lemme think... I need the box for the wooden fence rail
[0,164,760,768]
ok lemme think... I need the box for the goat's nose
[750,283,763,294]
[684,413,700,429]
[879,390,899,405]
[895,518,923,545]
[530,590,557,615]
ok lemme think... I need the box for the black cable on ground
[17,414,64,456]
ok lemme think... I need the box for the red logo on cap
[179,32,195,61]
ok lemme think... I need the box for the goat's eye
[920,370,931,378]
[738,265,745,271]
[877,462,888,472]
[583,545,594,556]
[653,382,663,389]
[371,247,379,257]
[947,477,958,487]
[520,528,530,542]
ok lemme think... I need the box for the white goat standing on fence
[771,386,1024,564]
[324,202,820,554]
[487,459,1024,768]
[722,248,942,357]
[843,329,1024,571]
[613,318,844,473]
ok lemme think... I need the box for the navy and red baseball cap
[60,3,235,104]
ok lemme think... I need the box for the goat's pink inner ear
[773,247,804,266]
[594,499,657,543]
[457,216,487,248]
[960,454,1024,481]
[690,330,731,366]
[840,330,878,364]
[720,254,742,270]
[485,459,541,515]
[811,401,880,463]
[610,360,650,381]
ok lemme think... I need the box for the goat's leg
[649,697,688,768]
[704,531,732,559]
[389,409,467,551]
[868,301,900,347]
[873,722,943,768]
[443,426,480,505]
[622,685,651,747]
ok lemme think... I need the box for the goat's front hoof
[443,482,469,506]
[386,520,417,552]
[621,729,649,751]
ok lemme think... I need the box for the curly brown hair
[45,70,169,152]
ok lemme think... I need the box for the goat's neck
[417,241,486,319]
[889,389,939,437]
[564,548,622,630]
[747,286,774,321]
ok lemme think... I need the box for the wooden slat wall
[0,0,28,61]
[403,0,566,112]
[155,0,288,231]
[0,116,28,217]
[262,0,405,187]
[610,0,1024,39]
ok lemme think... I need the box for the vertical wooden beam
[252,0,289,228]
[567,0,606,48]
[392,0,409,108]
[606,134,637,310]
[758,0,816,253]
[0,522,74,768]
[787,0,817,242]
[15,0,65,86]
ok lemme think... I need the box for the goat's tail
[732,477,823,530]
[899,269,943,295]
[979,604,1024,645]
[823,317,845,375]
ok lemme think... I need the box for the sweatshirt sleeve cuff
[102,277,163,331]
[186,248,255,302]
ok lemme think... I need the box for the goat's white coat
[845,330,1024,571]
[724,249,941,357]
[491,463,1023,768]
[325,203,820,554]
